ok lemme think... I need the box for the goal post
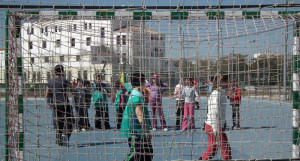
[5,11,24,161]
[4,8,300,160]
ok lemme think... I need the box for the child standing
[73,78,85,132]
[83,80,92,130]
[199,74,232,160]
[114,80,128,129]
[146,74,168,131]
[176,78,200,131]
[173,78,185,130]
[93,83,110,129]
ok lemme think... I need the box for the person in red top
[229,83,242,130]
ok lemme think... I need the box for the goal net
[1,1,300,161]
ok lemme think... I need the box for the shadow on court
[76,141,124,147]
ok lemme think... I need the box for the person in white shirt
[173,78,185,130]
[199,74,232,160]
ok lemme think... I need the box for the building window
[47,72,51,80]
[71,38,75,47]
[40,27,43,33]
[86,37,91,46]
[31,58,34,63]
[60,56,64,62]
[122,35,126,45]
[44,56,49,63]
[37,72,41,82]
[30,28,34,34]
[116,36,121,45]
[78,71,82,79]
[55,26,58,32]
[73,24,77,31]
[76,55,80,61]
[89,23,92,29]
[83,70,88,80]
[42,41,47,48]
[151,36,154,40]
[160,37,164,40]
[45,26,48,32]
[59,26,62,32]
[101,28,105,38]
[68,25,72,31]
[84,23,87,30]
[56,39,61,48]
[29,42,33,49]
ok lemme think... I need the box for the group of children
[71,74,112,131]
[46,66,235,160]
[64,73,213,133]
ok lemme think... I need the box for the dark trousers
[195,101,200,109]
[95,108,110,129]
[232,104,240,127]
[104,106,111,128]
[126,138,153,161]
[116,105,125,129]
[74,105,85,129]
[175,100,184,129]
[54,104,73,145]
[51,107,57,129]
[83,104,91,129]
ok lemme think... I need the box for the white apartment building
[20,19,169,85]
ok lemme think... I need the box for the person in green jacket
[93,83,110,130]
[120,72,153,161]
[114,80,129,129]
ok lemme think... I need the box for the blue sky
[0,0,297,59]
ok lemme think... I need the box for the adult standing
[45,65,73,146]
[199,74,232,160]
[229,83,242,130]
[146,74,168,131]
[120,72,153,161]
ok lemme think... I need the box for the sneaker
[163,128,168,131]
[61,134,69,147]
[234,126,241,130]
[180,129,187,132]
[81,128,86,132]
[152,128,157,131]
[73,129,80,132]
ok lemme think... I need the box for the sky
[0,0,298,60]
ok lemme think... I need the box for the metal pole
[5,10,9,161]
[284,0,288,100]
[292,21,300,158]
